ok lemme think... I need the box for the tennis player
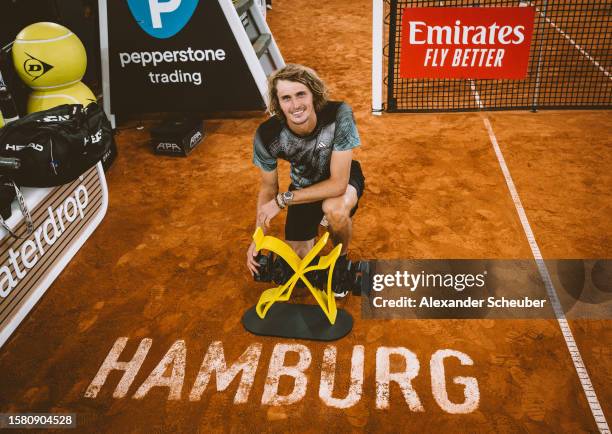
[245,64,365,297]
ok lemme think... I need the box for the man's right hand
[246,241,260,277]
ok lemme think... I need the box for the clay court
[0,0,610,432]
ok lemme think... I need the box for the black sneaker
[298,255,321,289]
[272,257,292,285]
[332,255,350,298]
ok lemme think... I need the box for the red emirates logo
[399,7,535,79]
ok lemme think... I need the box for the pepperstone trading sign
[400,7,536,79]
[102,0,265,114]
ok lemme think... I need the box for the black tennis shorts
[285,160,365,241]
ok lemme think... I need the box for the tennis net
[383,0,612,112]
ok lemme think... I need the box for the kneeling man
[246,64,365,297]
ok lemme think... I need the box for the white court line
[528,2,611,79]
[469,80,610,434]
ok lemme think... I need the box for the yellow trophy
[242,227,354,341]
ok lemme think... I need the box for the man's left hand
[258,198,282,228]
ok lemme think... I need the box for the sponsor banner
[362,259,612,319]
[107,0,264,113]
[400,7,535,79]
[0,165,107,348]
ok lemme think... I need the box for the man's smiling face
[276,79,316,132]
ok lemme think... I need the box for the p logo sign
[126,0,199,39]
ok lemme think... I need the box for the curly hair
[267,64,329,121]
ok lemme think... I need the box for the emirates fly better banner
[400,7,536,79]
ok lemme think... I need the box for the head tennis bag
[0,103,114,187]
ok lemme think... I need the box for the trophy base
[242,303,353,341]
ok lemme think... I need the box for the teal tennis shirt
[253,101,360,188]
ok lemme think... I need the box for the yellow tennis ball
[27,81,96,113]
[12,22,87,90]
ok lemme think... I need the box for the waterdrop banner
[106,0,264,114]
[399,7,536,79]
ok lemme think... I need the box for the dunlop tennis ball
[12,22,87,90]
[27,81,96,113]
